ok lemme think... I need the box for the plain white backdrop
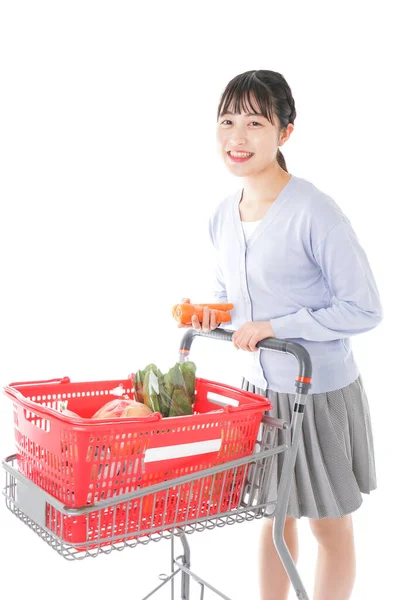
[0,2,398,598]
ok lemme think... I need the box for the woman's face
[216,97,291,175]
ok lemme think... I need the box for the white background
[0,1,398,598]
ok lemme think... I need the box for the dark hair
[216,70,296,172]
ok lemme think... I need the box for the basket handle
[201,378,270,412]
[3,384,163,424]
[223,389,269,412]
[8,376,71,387]
[3,385,63,420]
[222,402,265,414]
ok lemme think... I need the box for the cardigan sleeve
[211,260,228,303]
[269,218,383,341]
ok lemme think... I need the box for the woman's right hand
[177,298,220,332]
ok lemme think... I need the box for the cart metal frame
[2,328,313,600]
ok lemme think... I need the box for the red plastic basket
[4,375,271,548]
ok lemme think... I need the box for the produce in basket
[172,303,233,325]
[143,365,163,414]
[180,361,196,397]
[163,362,195,416]
[92,398,153,419]
[123,401,153,417]
[132,360,197,417]
[133,363,159,404]
[60,402,82,418]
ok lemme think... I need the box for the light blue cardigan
[208,173,383,394]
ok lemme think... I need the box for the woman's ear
[279,123,294,147]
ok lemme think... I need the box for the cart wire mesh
[3,414,288,561]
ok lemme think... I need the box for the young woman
[180,69,383,600]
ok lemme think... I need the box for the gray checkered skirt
[241,374,377,520]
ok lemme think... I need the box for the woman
[180,69,383,600]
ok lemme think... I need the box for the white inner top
[241,219,262,243]
[239,219,268,390]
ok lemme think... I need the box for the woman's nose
[230,133,248,145]
[229,128,248,144]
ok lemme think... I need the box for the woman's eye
[221,120,261,126]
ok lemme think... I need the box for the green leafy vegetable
[143,366,161,413]
[134,360,197,418]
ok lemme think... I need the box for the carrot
[172,303,233,324]
[196,303,234,311]
[172,302,233,318]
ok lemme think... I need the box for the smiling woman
[208,69,383,600]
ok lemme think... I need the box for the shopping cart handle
[179,328,312,394]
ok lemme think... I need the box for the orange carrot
[172,303,233,324]
[196,303,234,311]
[172,302,233,318]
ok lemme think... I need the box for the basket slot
[24,410,51,433]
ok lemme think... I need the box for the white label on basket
[144,438,222,463]
[207,391,239,407]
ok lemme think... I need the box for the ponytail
[276,148,288,172]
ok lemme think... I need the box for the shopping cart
[2,328,312,600]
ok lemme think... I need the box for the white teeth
[229,151,253,157]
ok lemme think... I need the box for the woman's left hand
[232,321,276,351]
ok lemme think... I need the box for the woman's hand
[232,321,275,351]
[177,298,221,332]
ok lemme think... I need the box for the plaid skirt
[241,374,377,519]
